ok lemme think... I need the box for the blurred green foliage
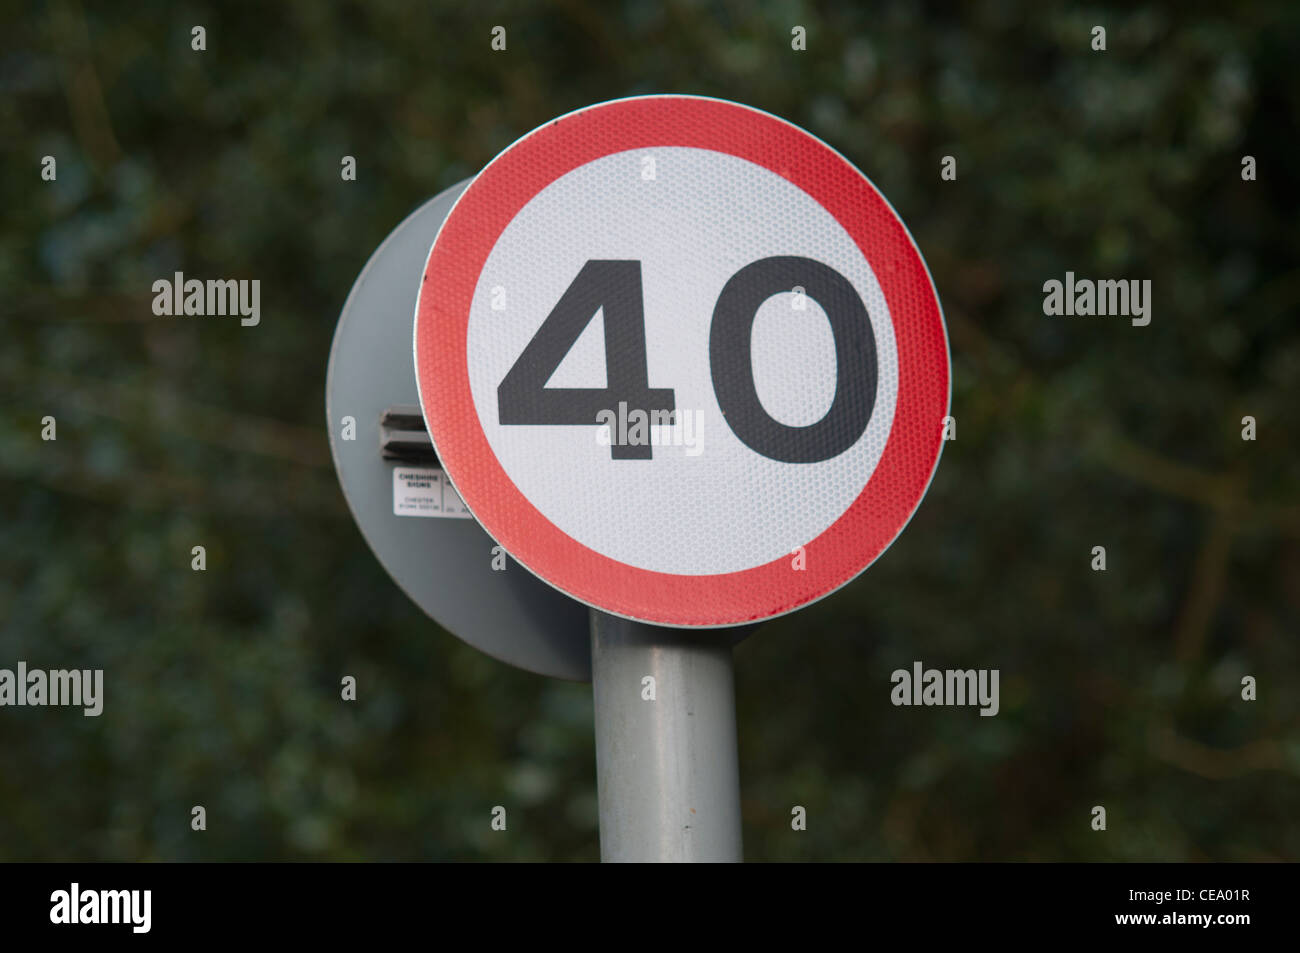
[1,0,1297,861]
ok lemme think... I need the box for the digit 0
[709,256,876,463]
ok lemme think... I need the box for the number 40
[497,256,878,463]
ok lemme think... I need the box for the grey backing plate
[326,182,592,680]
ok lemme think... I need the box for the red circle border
[416,96,949,627]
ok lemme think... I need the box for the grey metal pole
[590,610,743,862]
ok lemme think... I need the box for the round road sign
[416,95,949,627]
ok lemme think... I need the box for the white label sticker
[392,467,472,519]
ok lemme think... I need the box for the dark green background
[2,1,1296,861]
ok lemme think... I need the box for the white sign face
[465,147,900,575]
[416,96,949,627]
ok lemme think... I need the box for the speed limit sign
[415,95,949,627]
